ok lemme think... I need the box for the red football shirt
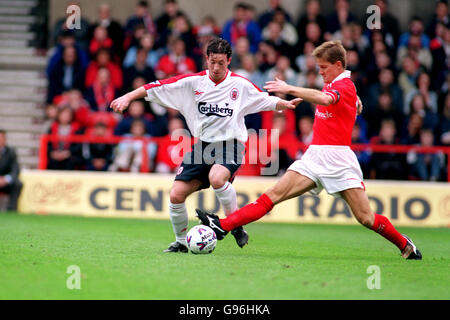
[311,70,358,146]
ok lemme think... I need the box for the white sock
[213,181,237,216]
[169,202,188,245]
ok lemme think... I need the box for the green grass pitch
[0,212,448,300]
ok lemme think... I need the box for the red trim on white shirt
[143,70,207,90]
[230,72,263,92]
[209,70,229,86]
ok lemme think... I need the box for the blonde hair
[312,40,347,68]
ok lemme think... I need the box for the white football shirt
[144,70,281,143]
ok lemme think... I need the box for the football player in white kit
[111,38,301,252]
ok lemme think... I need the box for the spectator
[85,67,119,112]
[369,119,408,180]
[229,36,251,70]
[222,2,262,53]
[57,89,91,127]
[333,23,356,51]
[256,41,278,72]
[297,115,314,147]
[371,0,400,47]
[154,117,187,173]
[43,104,58,134]
[263,8,298,47]
[426,0,450,39]
[123,32,163,69]
[396,34,433,72]
[262,20,296,64]
[266,112,296,176]
[0,130,23,211]
[47,46,86,104]
[155,36,197,79]
[168,13,198,58]
[124,0,157,45]
[303,21,324,49]
[399,16,430,49]
[325,0,356,37]
[404,72,438,114]
[82,122,114,171]
[366,90,404,138]
[47,106,83,170]
[51,3,90,51]
[114,100,160,137]
[407,93,439,130]
[295,41,316,73]
[350,22,370,56]
[233,53,267,90]
[346,49,366,92]
[155,0,185,47]
[407,128,444,181]
[366,68,403,115]
[438,93,450,145]
[296,0,327,52]
[258,0,292,30]
[122,47,157,92]
[351,122,371,178]
[266,55,297,87]
[398,55,422,97]
[85,48,123,91]
[108,119,157,173]
[47,31,89,78]
[366,49,394,85]
[430,22,450,91]
[88,25,114,58]
[88,3,124,60]
[400,112,423,145]
[123,23,148,53]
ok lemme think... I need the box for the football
[186,225,217,254]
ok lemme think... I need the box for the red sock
[371,214,407,250]
[220,194,274,231]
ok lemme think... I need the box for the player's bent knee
[209,174,228,190]
[169,188,187,204]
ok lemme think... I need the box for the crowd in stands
[44,0,450,181]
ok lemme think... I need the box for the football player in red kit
[197,40,422,260]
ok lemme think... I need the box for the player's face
[316,58,343,83]
[206,53,231,82]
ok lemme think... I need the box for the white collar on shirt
[331,70,351,84]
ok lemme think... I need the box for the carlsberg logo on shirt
[198,102,233,117]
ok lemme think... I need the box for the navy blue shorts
[174,139,245,190]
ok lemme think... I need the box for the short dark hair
[0,129,6,135]
[206,38,232,59]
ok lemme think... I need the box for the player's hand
[357,95,363,115]
[110,94,131,113]
[264,77,290,95]
[276,98,302,110]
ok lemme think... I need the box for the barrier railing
[38,134,450,181]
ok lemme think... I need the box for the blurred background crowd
[43,0,450,181]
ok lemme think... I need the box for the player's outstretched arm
[110,86,147,113]
[264,78,333,106]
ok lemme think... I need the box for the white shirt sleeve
[144,76,195,112]
[239,80,281,116]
